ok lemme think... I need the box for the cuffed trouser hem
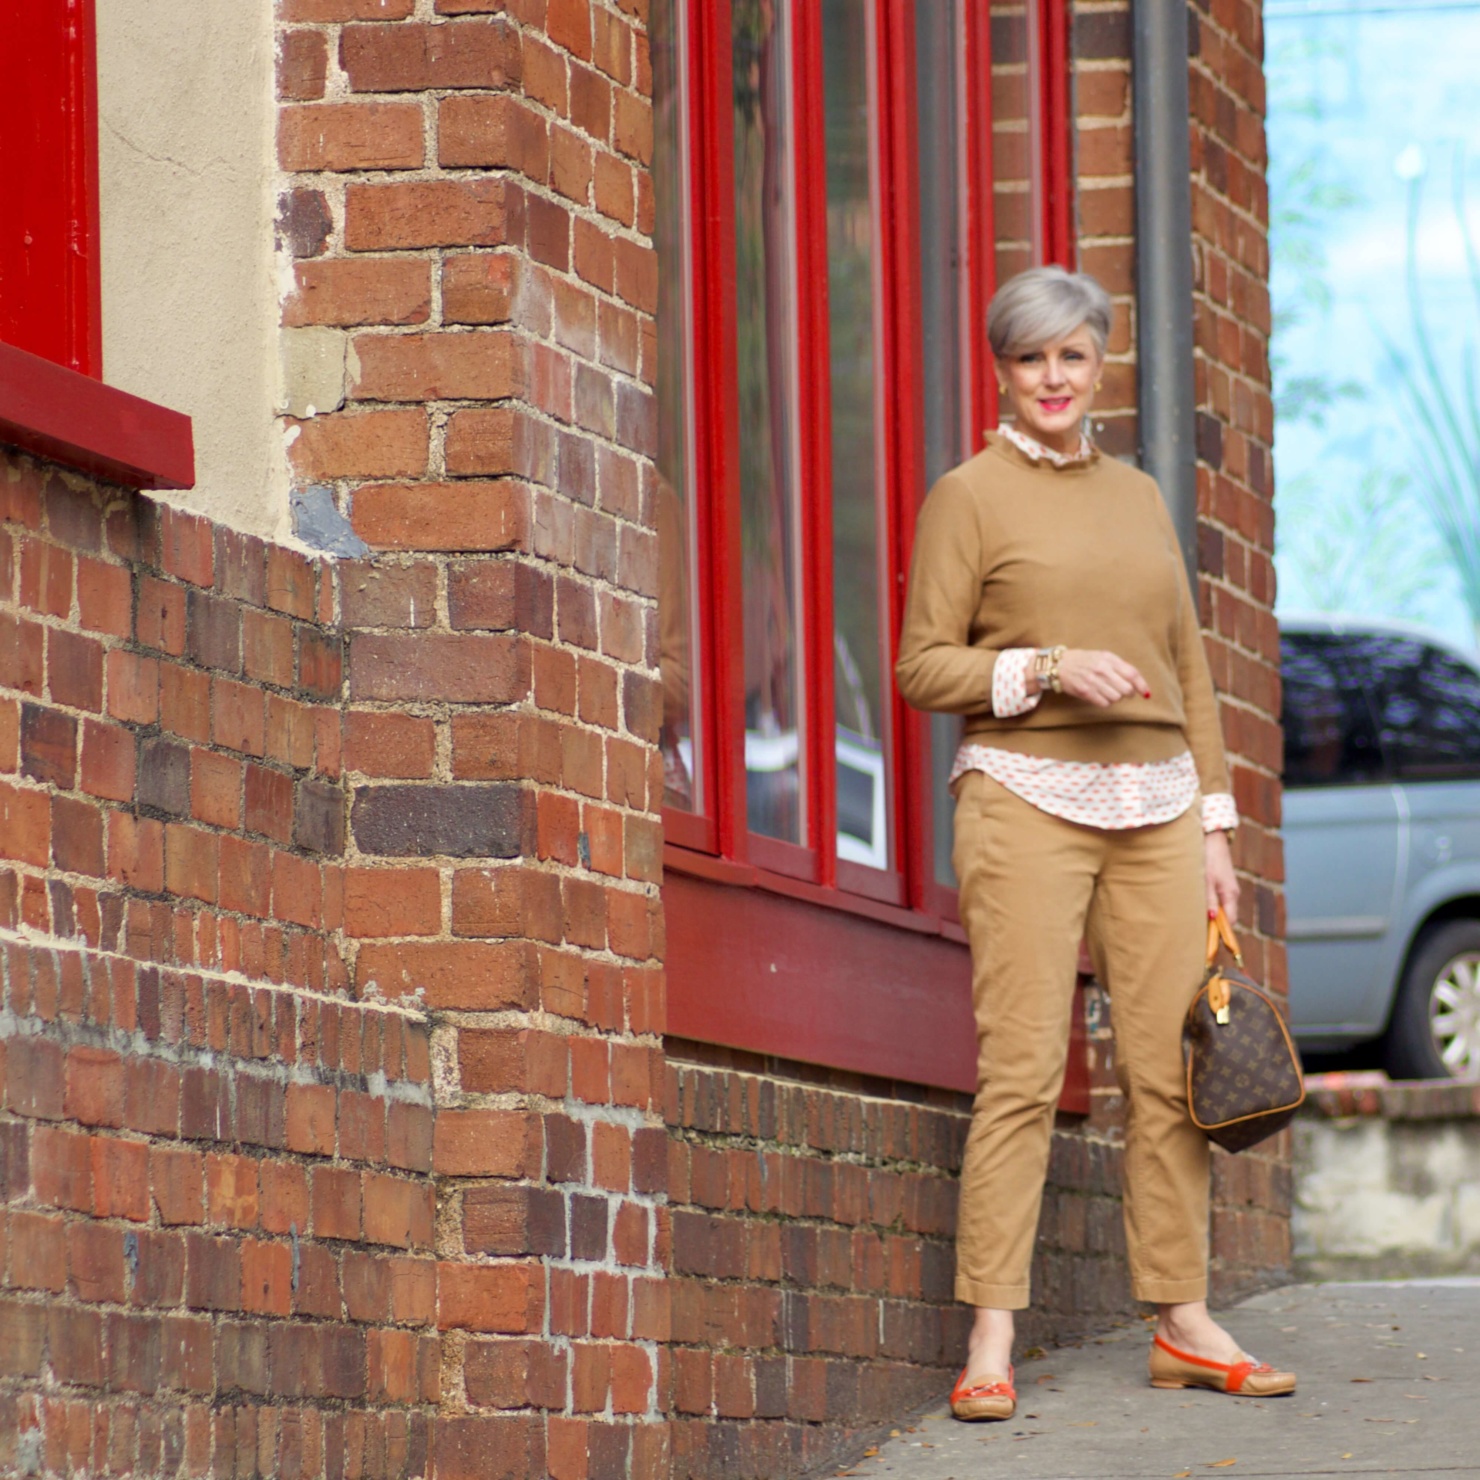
[954,1278,1031,1310]
[1132,1276,1208,1305]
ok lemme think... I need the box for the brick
[49,628,104,711]
[106,812,164,893]
[79,720,136,801]
[443,253,517,324]
[20,703,76,787]
[185,1233,241,1312]
[352,330,519,402]
[241,1239,293,1317]
[344,867,441,937]
[32,1124,93,1211]
[0,779,49,866]
[206,1153,260,1230]
[280,0,413,17]
[463,1183,566,1257]
[288,408,431,482]
[363,1172,433,1249]
[312,1165,362,1239]
[284,258,432,328]
[286,1084,337,1157]
[351,482,528,553]
[64,1046,124,1126]
[350,632,526,702]
[344,179,513,252]
[190,749,243,830]
[351,783,523,857]
[10,1211,67,1291]
[344,712,435,778]
[279,101,425,172]
[0,611,44,695]
[432,1109,540,1177]
[164,824,218,904]
[439,94,549,174]
[91,1135,150,1222]
[278,27,329,101]
[452,866,562,943]
[437,1261,542,1334]
[358,938,536,1010]
[7,1034,64,1117]
[340,18,520,92]
[68,1221,126,1302]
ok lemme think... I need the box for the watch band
[1034,645,1067,694]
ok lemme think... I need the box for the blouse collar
[996,423,1095,468]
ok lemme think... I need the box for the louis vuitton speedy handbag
[1183,910,1305,1153]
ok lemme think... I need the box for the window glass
[824,0,891,872]
[651,0,703,813]
[1356,634,1480,780]
[734,0,807,844]
[915,0,969,887]
[1280,632,1384,787]
[990,0,1042,282]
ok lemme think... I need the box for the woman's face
[994,324,1103,454]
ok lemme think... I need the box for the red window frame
[1,0,102,377]
[661,0,1083,1099]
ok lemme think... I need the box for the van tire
[1383,919,1480,1081]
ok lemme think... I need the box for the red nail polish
[1208,909,1218,920]
[1143,689,1152,699]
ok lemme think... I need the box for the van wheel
[1384,920,1480,1081]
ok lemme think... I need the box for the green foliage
[1384,154,1480,644]
[1277,466,1439,620]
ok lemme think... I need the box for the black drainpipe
[1132,0,1199,581]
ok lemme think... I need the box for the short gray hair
[987,266,1112,358]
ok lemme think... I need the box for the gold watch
[1033,645,1066,694]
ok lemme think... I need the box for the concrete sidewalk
[845,1281,1480,1479]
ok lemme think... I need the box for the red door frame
[0,0,102,377]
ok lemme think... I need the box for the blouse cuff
[1201,793,1238,834]
[992,648,1042,718]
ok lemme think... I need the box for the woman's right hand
[1052,649,1151,707]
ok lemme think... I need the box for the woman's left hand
[1204,831,1239,921]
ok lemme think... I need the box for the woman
[895,266,1295,1420]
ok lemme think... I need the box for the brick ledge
[1301,1070,1480,1122]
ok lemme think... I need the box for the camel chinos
[951,771,1211,1309]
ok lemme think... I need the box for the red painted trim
[661,805,715,855]
[964,0,998,445]
[690,0,747,860]
[0,0,102,375]
[666,869,978,1093]
[0,340,194,490]
[666,865,1092,1110]
[791,0,833,886]
[1039,0,1075,268]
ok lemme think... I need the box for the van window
[1280,633,1385,787]
[1355,634,1480,780]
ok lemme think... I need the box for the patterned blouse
[948,425,1238,836]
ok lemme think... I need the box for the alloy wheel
[1428,951,1480,1080]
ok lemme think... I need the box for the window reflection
[652,0,702,812]
[991,0,1042,280]
[916,0,969,887]
[735,0,806,843]
[825,0,891,872]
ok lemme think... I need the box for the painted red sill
[0,339,194,491]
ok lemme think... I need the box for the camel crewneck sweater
[894,433,1231,798]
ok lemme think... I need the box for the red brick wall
[273,0,670,1474]
[0,453,437,1477]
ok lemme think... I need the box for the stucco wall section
[96,0,287,540]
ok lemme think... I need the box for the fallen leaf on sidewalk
[1340,1454,1354,1460]
[1034,1373,1057,1384]
[1173,1471,1192,1478]
[1208,1461,1238,1469]
[862,1448,878,1457]
[1363,1417,1394,1423]
[1349,1377,1373,1383]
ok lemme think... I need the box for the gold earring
[1095,379,1103,391]
[998,385,1007,395]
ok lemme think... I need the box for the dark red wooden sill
[0,340,194,491]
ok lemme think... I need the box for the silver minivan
[1282,616,1480,1080]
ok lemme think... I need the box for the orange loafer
[949,1364,1016,1421]
[1149,1335,1296,1396]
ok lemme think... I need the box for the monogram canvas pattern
[1184,965,1305,1153]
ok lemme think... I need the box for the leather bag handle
[1205,908,1244,968]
